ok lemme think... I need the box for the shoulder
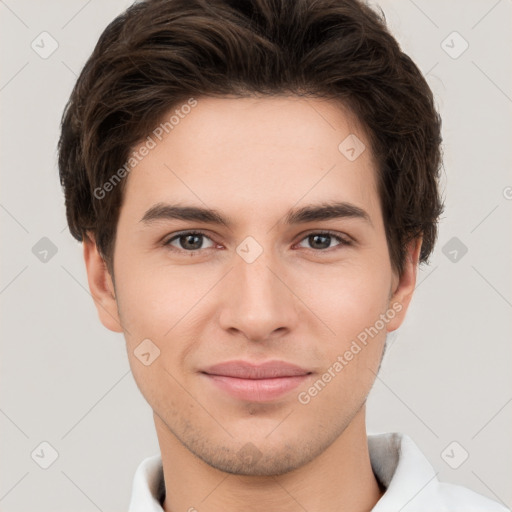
[369,432,509,512]
[432,480,509,511]
[128,453,165,512]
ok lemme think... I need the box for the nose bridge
[219,235,298,341]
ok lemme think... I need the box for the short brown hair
[58,0,443,276]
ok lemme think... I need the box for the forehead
[120,95,381,225]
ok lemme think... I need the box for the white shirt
[128,432,509,511]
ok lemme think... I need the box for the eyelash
[162,230,352,255]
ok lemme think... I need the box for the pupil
[184,234,201,250]
[179,234,332,251]
[311,234,329,249]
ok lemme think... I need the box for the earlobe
[386,237,422,332]
[82,232,124,333]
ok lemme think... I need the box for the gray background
[1,0,511,510]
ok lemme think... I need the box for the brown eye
[164,231,214,252]
[296,231,350,251]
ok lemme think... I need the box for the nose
[218,243,300,343]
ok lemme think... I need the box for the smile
[201,360,313,402]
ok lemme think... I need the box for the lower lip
[204,374,310,402]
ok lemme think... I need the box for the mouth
[200,360,313,402]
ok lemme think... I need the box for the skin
[83,96,421,512]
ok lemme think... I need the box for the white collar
[128,432,508,511]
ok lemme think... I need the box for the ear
[82,232,124,333]
[386,237,422,332]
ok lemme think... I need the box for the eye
[162,230,351,254]
[163,231,215,253]
[295,231,351,251]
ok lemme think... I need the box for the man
[58,0,508,510]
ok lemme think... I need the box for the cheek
[113,263,197,409]
[116,252,393,337]
[295,269,392,411]
[116,269,190,340]
[114,226,393,346]
[113,254,216,380]
[306,261,392,340]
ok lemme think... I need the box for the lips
[203,360,310,379]
[201,360,312,402]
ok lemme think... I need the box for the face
[84,95,419,476]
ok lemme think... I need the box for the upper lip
[201,360,311,379]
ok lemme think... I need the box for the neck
[156,407,383,512]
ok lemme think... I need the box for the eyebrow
[140,201,372,228]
